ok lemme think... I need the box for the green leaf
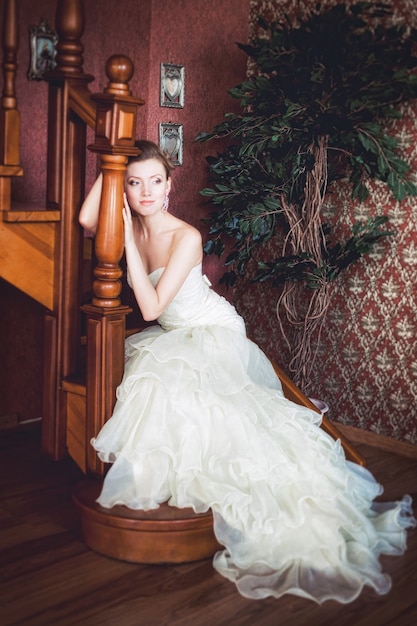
[196,2,417,288]
[352,181,369,202]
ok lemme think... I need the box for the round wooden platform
[73,478,220,564]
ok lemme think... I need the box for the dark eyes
[127,178,163,186]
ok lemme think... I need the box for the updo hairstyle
[128,139,174,179]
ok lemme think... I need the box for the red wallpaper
[2,0,416,447]
[234,0,417,446]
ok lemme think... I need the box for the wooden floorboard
[0,426,416,626]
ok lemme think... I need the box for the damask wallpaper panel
[236,0,417,445]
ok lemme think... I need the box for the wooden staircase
[0,208,59,310]
[1,0,365,565]
[0,0,60,311]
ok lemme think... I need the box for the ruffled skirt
[92,323,416,604]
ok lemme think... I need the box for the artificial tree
[196,2,417,392]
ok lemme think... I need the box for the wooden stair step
[62,376,86,396]
[73,478,220,564]
[0,215,57,309]
[3,201,60,223]
[0,164,23,176]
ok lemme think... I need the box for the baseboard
[0,415,42,433]
[0,414,18,430]
[332,421,417,460]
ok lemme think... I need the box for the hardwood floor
[1,426,416,626]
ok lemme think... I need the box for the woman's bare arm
[79,173,103,234]
[123,200,203,321]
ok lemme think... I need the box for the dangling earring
[162,194,169,212]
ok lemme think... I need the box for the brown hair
[128,139,174,178]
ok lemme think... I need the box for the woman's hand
[122,193,135,247]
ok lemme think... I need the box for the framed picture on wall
[159,123,183,165]
[28,18,58,80]
[160,63,184,108]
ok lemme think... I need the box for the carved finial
[105,55,134,95]
[54,0,85,74]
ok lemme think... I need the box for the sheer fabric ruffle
[92,265,416,603]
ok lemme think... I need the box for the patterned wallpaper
[235,0,417,445]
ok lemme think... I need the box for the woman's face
[125,158,171,217]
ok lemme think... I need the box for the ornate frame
[160,63,184,108]
[28,19,58,80]
[159,123,183,165]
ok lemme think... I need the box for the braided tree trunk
[277,136,331,393]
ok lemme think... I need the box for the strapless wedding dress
[91,263,415,603]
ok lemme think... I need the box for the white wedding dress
[92,263,415,604]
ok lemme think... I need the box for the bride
[79,139,415,604]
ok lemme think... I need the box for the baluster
[54,0,85,76]
[0,0,19,166]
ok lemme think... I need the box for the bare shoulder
[172,218,202,245]
[168,217,203,267]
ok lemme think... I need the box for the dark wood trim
[73,478,220,564]
[272,361,367,466]
[332,421,417,460]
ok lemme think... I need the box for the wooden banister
[272,361,366,466]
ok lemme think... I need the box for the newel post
[82,55,143,475]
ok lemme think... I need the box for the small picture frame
[28,18,58,80]
[159,123,183,166]
[160,63,184,108]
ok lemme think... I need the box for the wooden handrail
[68,84,96,129]
[272,361,366,465]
